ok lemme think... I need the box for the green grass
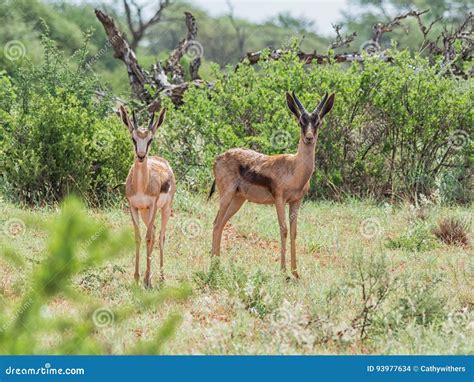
[0,193,472,355]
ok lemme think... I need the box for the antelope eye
[311,115,321,126]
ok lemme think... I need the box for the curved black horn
[132,111,138,129]
[292,91,306,114]
[148,113,155,130]
[313,92,329,115]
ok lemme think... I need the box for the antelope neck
[132,156,149,193]
[294,136,316,184]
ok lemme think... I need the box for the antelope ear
[286,92,300,119]
[319,93,335,119]
[150,108,166,135]
[118,105,133,133]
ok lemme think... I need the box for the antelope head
[119,105,166,163]
[286,91,335,146]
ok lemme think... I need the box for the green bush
[1,34,472,205]
[163,48,472,203]
[385,222,436,252]
[1,31,131,205]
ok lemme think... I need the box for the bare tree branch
[241,9,472,77]
[123,0,172,51]
[330,24,357,49]
[227,0,247,57]
[94,9,152,102]
[95,8,206,108]
[164,12,200,84]
[371,9,430,44]
[240,48,392,67]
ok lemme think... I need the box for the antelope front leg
[275,197,288,273]
[289,200,302,279]
[130,206,141,282]
[144,204,159,288]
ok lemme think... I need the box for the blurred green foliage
[0,197,191,354]
[0,0,329,97]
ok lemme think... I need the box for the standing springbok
[118,105,176,288]
[209,92,335,278]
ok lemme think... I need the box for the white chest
[128,192,170,210]
[129,193,156,210]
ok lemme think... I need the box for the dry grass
[1,193,473,355]
[433,217,470,246]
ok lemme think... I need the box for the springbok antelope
[118,105,176,288]
[208,92,335,278]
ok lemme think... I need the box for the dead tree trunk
[95,9,206,109]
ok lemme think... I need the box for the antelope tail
[208,179,216,201]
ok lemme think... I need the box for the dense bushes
[164,48,472,203]
[1,32,131,205]
[1,33,472,205]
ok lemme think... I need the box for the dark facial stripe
[238,165,274,194]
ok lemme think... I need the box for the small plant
[194,260,275,318]
[385,222,435,252]
[347,254,398,340]
[433,217,470,246]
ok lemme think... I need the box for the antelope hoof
[292,270,300,279]
[143,274,152,289]
[134,272,140,282]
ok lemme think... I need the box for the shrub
[385,222,435,252]
[2,35,472,205]
[1,30,131,206]
[194,260,276,318]
[433,217,470,246]
[164,48,472,203]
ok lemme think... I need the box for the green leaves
[0,197,190,354]
[165,49,472,202]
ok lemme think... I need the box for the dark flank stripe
[238,165,274,194]
[160,179,171,194]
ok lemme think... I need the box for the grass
[0,192,473,355]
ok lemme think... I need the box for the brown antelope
[118,105,176,288]
[208,92,335,278]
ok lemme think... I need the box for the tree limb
[94,9,152,103]
[123,0,172,51]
